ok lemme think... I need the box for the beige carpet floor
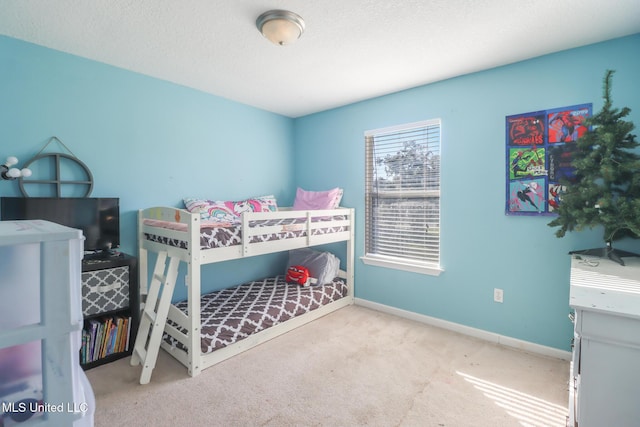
[85,305,569,427]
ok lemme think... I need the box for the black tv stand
[80,252,138,369]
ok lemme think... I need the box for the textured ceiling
[1,0,639,118]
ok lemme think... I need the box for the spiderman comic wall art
[505,104,591,216]
[548,106,590,143]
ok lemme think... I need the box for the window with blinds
[363,119,442,275]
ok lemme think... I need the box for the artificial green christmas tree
[548,70,640,265]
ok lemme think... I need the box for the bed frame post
[186,212,202,377]
[305,211,312,246]
[241,212,249,256]
[347,208,355,300]
[138,209,148,301]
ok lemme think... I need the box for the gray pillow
[287,248,340,285]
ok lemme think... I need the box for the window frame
[361,119,443,276]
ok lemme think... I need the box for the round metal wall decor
[19,152,94,197]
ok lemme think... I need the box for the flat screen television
[0,197,120,254]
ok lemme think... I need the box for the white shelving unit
[0,220,94,426]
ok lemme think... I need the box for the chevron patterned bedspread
[165,275,348,354]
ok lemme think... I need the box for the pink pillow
[293,187,343,210]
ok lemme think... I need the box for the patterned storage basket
[81,266,130,316]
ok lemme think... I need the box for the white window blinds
[365,119,441,269]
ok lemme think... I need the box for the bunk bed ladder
[130,251,180,384]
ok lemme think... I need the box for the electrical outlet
[494,288,504,303]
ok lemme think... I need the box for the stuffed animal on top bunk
[285,265,317,287]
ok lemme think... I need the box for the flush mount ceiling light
[256,10,305,46]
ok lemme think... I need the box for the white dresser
[568,254,640,427]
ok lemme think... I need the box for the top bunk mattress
[143,215,348,250]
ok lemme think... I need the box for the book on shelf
[114,317,123,353]
[89,320,99,361]
[81,330,89,364]
[125,316,132,351]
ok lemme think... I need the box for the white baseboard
[354,298,571,361]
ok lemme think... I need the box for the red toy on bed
[285,265,318,286]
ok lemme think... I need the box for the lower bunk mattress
[164,275,348,354]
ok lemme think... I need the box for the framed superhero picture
[505,103,591,216]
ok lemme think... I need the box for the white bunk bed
[131,206,354,384]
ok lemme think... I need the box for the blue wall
[1,34,639,350]
[0,36,295,300]
[293,34,640,350]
